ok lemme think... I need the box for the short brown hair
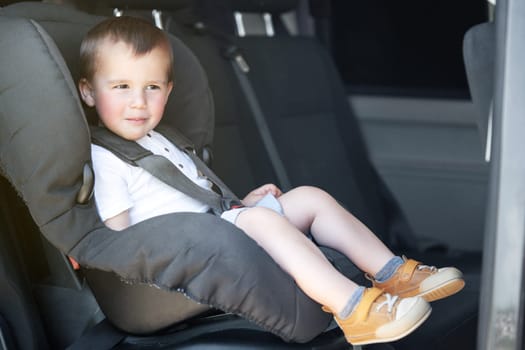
[79,16,173,82]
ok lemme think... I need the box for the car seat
[0,3,364,349]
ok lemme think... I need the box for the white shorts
[220,193,284,224]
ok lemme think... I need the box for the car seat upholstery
[0,3,336,346]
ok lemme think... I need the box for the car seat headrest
[193,0,297,37]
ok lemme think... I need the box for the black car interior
[0,1,486,349]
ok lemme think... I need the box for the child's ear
[78,78,96,107]
[166,81,173,97]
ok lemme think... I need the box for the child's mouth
[126,117,148,124]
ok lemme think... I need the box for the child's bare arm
[104,210,131,231]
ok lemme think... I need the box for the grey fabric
[0,9,330,342]
[72,214,329,342]
[0,16,95,251]
[463,22,495,150]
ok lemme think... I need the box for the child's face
[79,40,173,141]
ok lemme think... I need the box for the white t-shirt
[91,130,212,225]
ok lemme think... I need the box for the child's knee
[236,206,282,226]
[291,185,331,201]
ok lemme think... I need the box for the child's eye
[146,85,161,90]
[113,84,129,89]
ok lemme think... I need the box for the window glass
[331,0,488,97]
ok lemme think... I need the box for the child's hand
[242,183,282,207]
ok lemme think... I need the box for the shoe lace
[417,264,437,272]
[375,293,398,313]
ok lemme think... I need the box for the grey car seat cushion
[0,14,330,342]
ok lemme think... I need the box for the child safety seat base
[0,4,332,345]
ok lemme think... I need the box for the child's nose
[130,89,146,108]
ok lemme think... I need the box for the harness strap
[90,126,241,214]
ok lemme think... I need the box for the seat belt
[223,46,292,192]
[171,17,292,192]
[91,126,242,215]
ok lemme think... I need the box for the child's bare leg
[235,207,359,314]
[277,186,395,276]
[235,201,433,345]
[278,186,464,303]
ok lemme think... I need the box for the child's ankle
[338,286,365,319]
[374,256,404,282]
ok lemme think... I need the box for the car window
[330,0,488,97]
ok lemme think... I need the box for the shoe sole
[420,277,465,302]
[389,267,465,302]
[349,298,432,345]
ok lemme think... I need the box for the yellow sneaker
[323,287,431,345]
[367,257,465,302]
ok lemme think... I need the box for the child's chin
[117,130,148,141]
